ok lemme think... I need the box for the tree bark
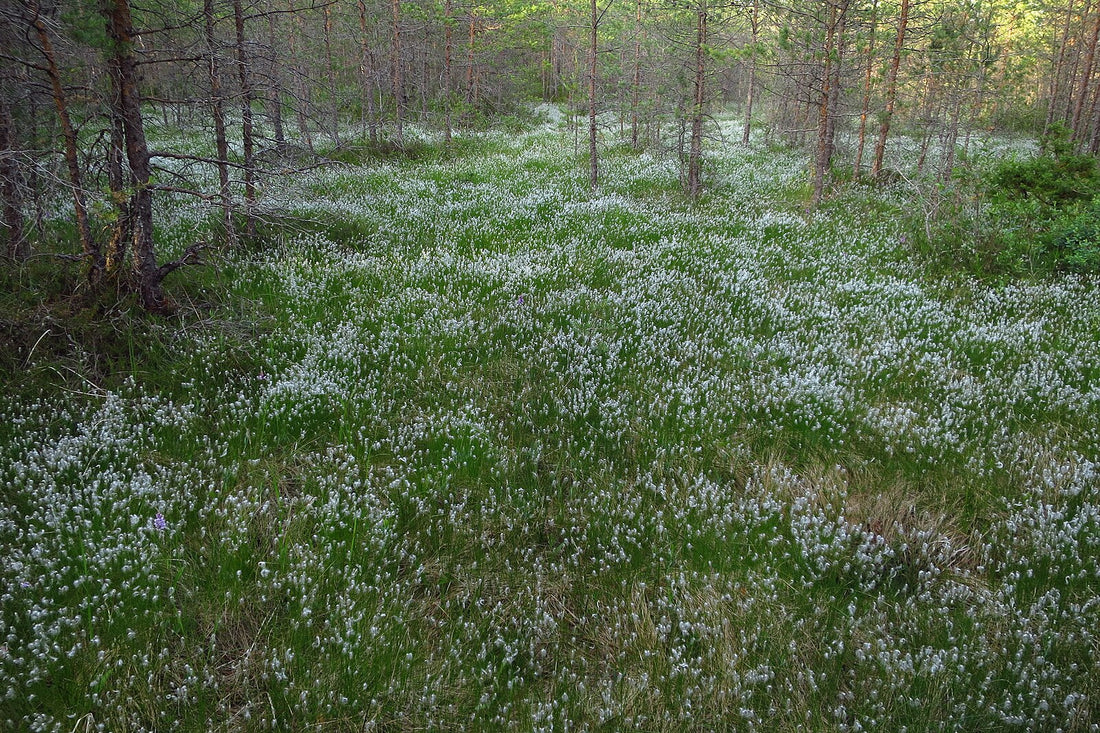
[288,0,314,152]
[267,10,286,152]
[1063,0,1091,125]
[358,0,380,145]
[466,11,479,119]
[444,0,453,146]
[28,95,46,239]
[1072,4,1100,139]
[941,94,962,180]
[853,0,877,176]
[824,1,847,165]
[588,0,599,190]
[232,0,256,240]
[204,0,237,248]
[631,0,642,150]
[1044,0,1076,140]
[29,3,100,279]
[813,1,841,206]
[871,0,909,178]
[323,4,342,147]
[104,79,132,275]
[104,0,164,310]
[742,0,760,146]
[392,0,405,145]
[687,0,707,199]
[0,96,26,259]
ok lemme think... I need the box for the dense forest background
[1,0,1097,309]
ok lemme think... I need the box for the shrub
[1049,201,1100,272]
[906,133,1100,278]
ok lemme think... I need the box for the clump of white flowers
[1,125,1097,730]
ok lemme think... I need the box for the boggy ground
[1,125,1098,731]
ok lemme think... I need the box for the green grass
[1,123,1099,731]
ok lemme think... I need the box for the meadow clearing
[2,122,1099,731]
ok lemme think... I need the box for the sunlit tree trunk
[853,0,877,176]
[871,0,909,178]
[687,0,707,199]
[742,0,760,145]
[1062,0,1091,125]
[1043,0,1074,139]
[1086,69,1100,151]
[1072,4,1100,139]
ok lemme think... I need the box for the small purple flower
[154,512,167,531]
[517,296,525,305]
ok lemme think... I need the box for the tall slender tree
[204,0,237,248]
[871,0,909,178]
[28,1,100,279]
[233,0,257,239]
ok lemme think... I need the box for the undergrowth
[1,123,1098,732]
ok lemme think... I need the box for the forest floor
[2,123,1099,731]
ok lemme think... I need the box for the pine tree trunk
[1086,71,1100,151]
[30,4,100,279]
[104,0,163,310]
[0,97,26,259]
[588,0,599,190]
[1072,5,1100,139]
[813,2,838,206]
[631,0,642,150]
[853,0,877,176]
[267,12,286,152]
[444,0,453,146]
[104,84,132,275]
[871,0,909,178]
[687,0,707,199]
[393,0,405,145]
[466,13,476,113]
[205,0,236,248]
[941,95,962,181]
[28,96,45,238]
[742,0,760,145]
[1063,0,1091,125]
[324,5,342,147]
[233,0,256,240]
[288,0,314,152]
[358,0,380,145]
[824,4,847,165]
